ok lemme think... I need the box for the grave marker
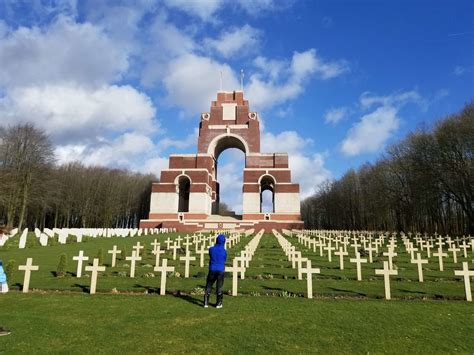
[18,258,39,293]
[454,262,474,302]
[84,258,106,294]
[375,261,398,300]
[108,245,121,267]
[73,250,89,278]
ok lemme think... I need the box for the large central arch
[141,91,303,231]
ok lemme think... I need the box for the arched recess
[177,175,191,213]
[208,134,248,215]
[207,133,249,160]
[260,175,275,213]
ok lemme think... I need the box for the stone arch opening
[177,175,190,212]
[207,133,248,160]
[260,175,275,213]
[213,147,245,216]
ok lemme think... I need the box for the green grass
[0,293,473,354]
[0,232,473,353]
[0,232,472,300]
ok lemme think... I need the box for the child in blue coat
[0,259,11,336]
[0,260,8,293]
[204,234,227,308]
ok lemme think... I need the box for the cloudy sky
[0,0,473,213]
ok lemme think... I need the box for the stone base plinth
[139,217,304,232]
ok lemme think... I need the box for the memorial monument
[140,91,304,231]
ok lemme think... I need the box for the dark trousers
[205,270,225,296]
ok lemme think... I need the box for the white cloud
[246,49,348,110]
[56,132,155,167]
[453,65,466,76]
[143,157,170,176]
[204,25,261,58]
[0,83,156,143]
[341,106,399,156]
[162,0,224,20]
[261,131,331,198]
[324,107,348,124]
[163,53,239,115]
[0,16,129,88]
[359,90,423,110]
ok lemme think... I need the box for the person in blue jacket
[0,260,8,294]
[0,259,11,336]
[204,234,227,308]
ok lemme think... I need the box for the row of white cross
[15,230,252,295]
[0,227,177,249]
[291,230,474,301]
[224,230,265,296]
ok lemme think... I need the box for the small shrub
[117,271,127,277]
[5,260,15,282]
[263,273,274,280]
[56,253,67,277]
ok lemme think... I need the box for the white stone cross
[411,252,428,282]
[459,242,469,258]
[335,247,348,270]
[152,245,165,268]
[324,242,335,262]
[433,247,448,272]
[225,258,245,296]
[73,250,89,278]
[350,251,367,281]
[454,262,474,302]
[132,242,144,258]
[84,258,106,294]
[18,258,39,293]
[170,243,180,260]
[108,245,121,267]
[126,250,142,278]
[154,258,175,295]
[235,256,247,279]
[150,239,160,251]
[383,247,397,270]
[182,239,193,253]
[300,259,320,299]
[196,245,207,267]
[366,243,376,263]
[448,245,460,264]
[179,250,196,278]
[375,260,398,300]
[164,237,173,250]
[176,235,183,247]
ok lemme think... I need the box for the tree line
[0,124,156,230]
[302,102,473,235]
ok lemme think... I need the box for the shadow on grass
[262,286,285,291]
[327,287,367,297]
[172,293,203,307]
[135,284,160,294]
[398,289,427,295]
[73,283,90,293]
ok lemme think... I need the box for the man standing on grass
[204,234,227,308]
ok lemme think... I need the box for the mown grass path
[0,293,473,353]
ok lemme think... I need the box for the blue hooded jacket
[208,234,227,272]
[0,261,6,284]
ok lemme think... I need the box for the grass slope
[0,293,473,354]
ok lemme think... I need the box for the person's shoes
[203,294,209,308]
[0,328,11,336]
[216,294,223,309]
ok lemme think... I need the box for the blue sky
[0,0,473,212]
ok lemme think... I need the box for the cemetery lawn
[0,293,473,354]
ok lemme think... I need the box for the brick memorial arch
[140,91,304,231]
